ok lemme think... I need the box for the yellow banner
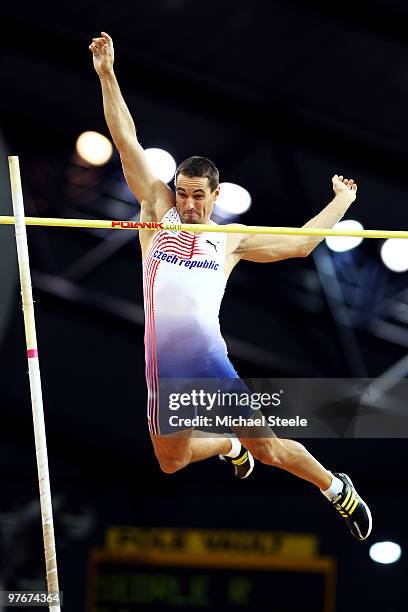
[105,527,317,558]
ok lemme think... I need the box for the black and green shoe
[330,472,372,541]
[219,444,255,479]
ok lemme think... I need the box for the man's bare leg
[239,436,331,490]
[191,433,233,462]
[151,422,330,489]
[151,431,232,474]
[233,418,332,489]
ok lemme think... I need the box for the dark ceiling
[4,0,408,180]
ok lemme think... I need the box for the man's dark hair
[175,156,219,192]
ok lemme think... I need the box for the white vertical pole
[8,156,61,612]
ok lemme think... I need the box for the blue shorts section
[157,377,255,435]
[156,350,241,379]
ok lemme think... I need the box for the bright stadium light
[76,131,113,166]
[145,148,176,183]
[215,182,252,216]
[325,220,364,253]
[369,541,401,564]
[381,238,408,273]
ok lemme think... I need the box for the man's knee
[158,455,189,474]
[151,433,193,474]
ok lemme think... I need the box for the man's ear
[213,185,221,201]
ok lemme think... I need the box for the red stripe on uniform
[143,253,161,435]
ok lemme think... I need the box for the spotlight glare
[76,131,113,166]
[215,182,252,216]
[369,541,401,564]
[325,220,364,252]
[381,238,408,273]
[145,148,176,183]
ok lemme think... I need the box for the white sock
[321,474,344,501]
[224,437,241,459]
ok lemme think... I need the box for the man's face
[175,174,220,224]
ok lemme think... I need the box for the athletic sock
[321,473,344,502]
[224,437,241,459]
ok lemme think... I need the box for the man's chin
[181,216,201,224]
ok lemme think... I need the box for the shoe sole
[340,472,373,540]
[240,452,255,479]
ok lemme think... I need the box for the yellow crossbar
[0,215,407,239]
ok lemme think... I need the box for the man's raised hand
[332,174,357,202]
[89,31,114,77]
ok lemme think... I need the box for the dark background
[0,1,407,610]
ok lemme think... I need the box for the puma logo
[206,239,219,252]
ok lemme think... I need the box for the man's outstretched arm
[89,32,173,214]
[236,175,357,263]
